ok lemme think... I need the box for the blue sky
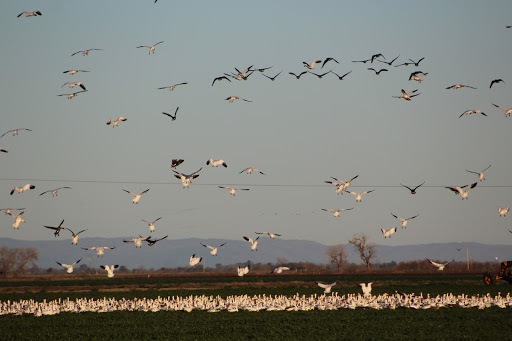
[1,1,512,251]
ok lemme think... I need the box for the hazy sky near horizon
[1,0,512,250]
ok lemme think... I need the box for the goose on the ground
[0,128,32,138]
[39,187,71,197]
[303,60,322,69]
[243,236,260,251]
[218,186,249,196]
[145,235,168,247]
[64,228,87,245]
[315,281,339,293]
[427,259,451,271]
[17,11,42,18]
[56,258,81,273]
[81,246,115,258]
[61,81,86,91]
[100,265,119,278]
[400,182,425,194]
[240,167,265,175]
[189,254,202,266]
[122,188,149,204]
[459,109,486,118]
[391,213,419,229]
[322,208,353,217]
[393,89,420,101]
[255,231,281,239]
[345,189,374,202]
[225,96,251,103]
[58,90,87,99]
[498,206,510,217]
[44,219,65,237]
[200,242,226,256]
[142,217,162,233]
[162,107,178,121]
[237,265,250,277]
[207,158,227,167]
[492,104,512,117]
[466,165,491,181]
[10,184,35,195]
[106,116,127,127]
[71,49,102,57]
[137,41,164,54]
[445,183,477,200]
[173,168,202,188]
[12,212,25,229]
[359,282,373,297]
[124,236,150,248]
[381,227,397,238]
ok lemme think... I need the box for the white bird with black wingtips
[381,227,397,238]
[498,206,510,217]
[56,258,82,273]
[255,232,281,239]
[201,242,226,256]
[359,282,373,297]
[101,265,119,278]
[218,186,249,196]
[12,211,26,229]
[445,183,477,200]
[142,217,162,233]
[427,259,451,271]
[322,208,353,217]
[466,165,491,182]
[345,189,374,202]
[123,189,149,204]
[315,281,339,293]
[243,236,260,251]
[189,254,202,267]
[173,168,202,188]
[10,184,35,195]
[207,159,227,167]
[391,213,419,229]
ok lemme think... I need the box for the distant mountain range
[1,237,510,270]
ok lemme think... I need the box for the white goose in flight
[142,217,162,233]
[61,81,86,91]
[137,41,164,54]
[173,168,202,188]
[158,83,187,91]
[189,254,202,266]
[207,159,227,167]
[64,228,87,245]
[39,187,71,197]
[243,236,260,251]
[63,69,89,75]
[272,266,291,274]
[445,183,477,199]
[225,96,252,103]
[381,227,397,238]
[100,265,119,278]
[123,188,149,204]
[240,167,265,175]
[237,265,250,277]
[18,11,42,18]
[446,84,477,90]
[492,104,512,117]
[200,242,226,256]
[82,246,115,258]
[427,259,451,271]
[498,206,510,217]
[0,208,25,216]
[345,189,374,202]
[12,211,25,229]
[459,109,487,118]
[124,236,150,248]
[322,208,353,217]
[315,281,339,293]
[391,213,419,229]
[10,184,35,195]
[255,232,281,239]
[359,282,373,297]
[0,128,32,138]
[324,175,359,195]
[466,165,491,181]
[58,90,87,99]
[56,258,81,273]
[106,117,127,127]
[303,60,322,69]
[218,186,249,196]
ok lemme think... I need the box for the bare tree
[349,233,376,271]
[325,244,348,272]
[0,247,39,276]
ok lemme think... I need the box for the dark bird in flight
[352,59,371,64]
[71,49,102,57]
[212,76,231,86]
[400,182,425,194]
[377,55,400,66]
[261,71,282,81]
[162,107,179,121]
[171,159,184,169]
[45,219,66,237]
[330,70,352,80]
[145,235,168,247]
[408,57,425,66]
[322,57,339,68]
[371,54,385,63]
[368,68,388,75]
[18,11,42,18]
[446,84,477,90]
[308,71,331,79]
[289,71,307,79]
[490,79,505,88]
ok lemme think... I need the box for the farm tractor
[483,260,512,285]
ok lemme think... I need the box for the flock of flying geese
[6,12,512,281]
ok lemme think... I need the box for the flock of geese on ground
[6,11,512,281]
[2,291,512,316]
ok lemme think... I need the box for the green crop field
[2,274,512,340]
